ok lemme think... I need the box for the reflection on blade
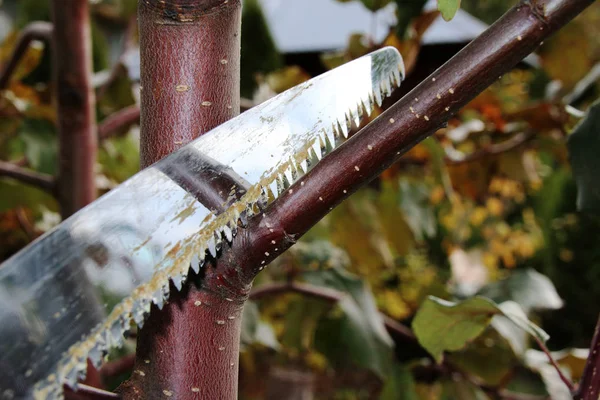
[0,47,404,399]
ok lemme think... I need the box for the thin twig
[250,281,416,343]
[15,207,36,240]
[99,354,136,379]
[574,315,600,400]
[64,384,120,400]
[250,281,343,303]
[533,336,575,392]
[98,105,140,140]
[0,160,55,192]
[0,22,53,90]
[445,132,535,165]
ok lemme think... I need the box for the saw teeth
[300,159,308,174]
[64,364,82,388]
[207,236,217,258]
[361,99,372,117]
[325,128,336,150]
[323,130,334,152]
[268,180,278,199]
[284,167,293,185]
[223,224,233,242]
[350,110,359,129]
[191,253,201,273]
[88,342,105,369]
[374,88,383,107]
[133,305,146,327]
[172,273,184,291]
[154,288,166,310]
[384,75,392,95]
[394,64,404,86]
[338,118,349,138]
[290,162,300,181]
[311,140,323,160]
[239,211,249,226]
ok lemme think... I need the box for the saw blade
[0,47,404,400]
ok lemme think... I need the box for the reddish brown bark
[50,0,97,218]
[574,315,600,400]
[0,160,55,193]
[138,0,241,168]
[119,1,242,399]
[98,105,141,141]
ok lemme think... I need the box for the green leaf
[441,378,489,400]
[412,296,549,363]
[394,0,428,37]
[98,132,140,183]
[281,297,330,351]
[413,296,498,363]
[379,363,418,400]
[567,100,600,216]
[0,179,57,213]
[305,267,394,378]
[448,328,517,386]
[19,119,57,175]
[477,269,563,314]
[241,301,280,350]
[437,0,461,21]
[497,301,549,344]
[336,0,392,12]
[399,179,437,241]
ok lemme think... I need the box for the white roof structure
[258,0,489,53]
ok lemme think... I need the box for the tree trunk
[50,0,97,218]
[119,1,242,399]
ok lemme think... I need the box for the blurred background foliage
[1,0,600,398]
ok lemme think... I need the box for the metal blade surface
[0,47,404,399]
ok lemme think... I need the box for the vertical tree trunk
[50,0,97,218]
[119,1,242,399]
[138,0,241,168]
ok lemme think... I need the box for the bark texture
[50,0,97,218]
[138,0,241,168]
[119,1,243,399]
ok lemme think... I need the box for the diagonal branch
[227,0,595,282]
[0,160,55,192]
[533,336,574,392]
[574,315,600,400]
[0,22,53,90]
[445,131,535,165]
[98,105,140,141]
[250,281,416,342]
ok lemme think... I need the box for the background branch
[98,105,140,141]
[251,281,416,342]
[0,22,53,90]
[445,131,535,165]
[50,0,98,218]
[0,160,55,192]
